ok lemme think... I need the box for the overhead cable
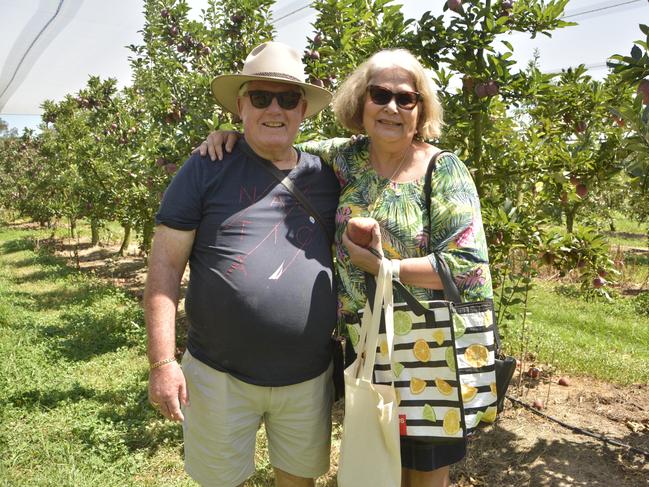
[274,2,313,23]
[563,0,644,19]
[0,0,66,102]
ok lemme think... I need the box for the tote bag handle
[356,259,395,381]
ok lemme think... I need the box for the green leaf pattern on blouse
[298,136,492,329]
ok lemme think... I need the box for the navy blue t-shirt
[156,140,340,386]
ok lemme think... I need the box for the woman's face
[362,67,420,145]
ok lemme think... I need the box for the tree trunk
[118,224,131,256]
[565,208,576,233]
[90,218,100,246]
[69,216,80,269]
[141,218,155,259]
[69,216,77,241]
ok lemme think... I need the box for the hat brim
[211,74,332,119]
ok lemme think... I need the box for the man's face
[237,80,307,160]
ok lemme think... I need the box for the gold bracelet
[150,357,177,370]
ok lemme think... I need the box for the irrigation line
[506,395,649,459]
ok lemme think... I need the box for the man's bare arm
[144,224,195,422]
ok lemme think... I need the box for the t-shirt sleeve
[155,154,206,230]
[426,153,493,301]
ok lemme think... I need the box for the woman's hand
[193,130,241,161]
[342,220,383,275]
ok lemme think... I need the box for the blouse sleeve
[426,153,493,302]
[297,137,353,185]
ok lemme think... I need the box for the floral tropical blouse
[299,135,493,331]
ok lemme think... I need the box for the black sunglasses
[367,85,422,110]
[244,90,303,110]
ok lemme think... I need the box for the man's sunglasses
[367,85,422,110]
[244,90,303,110]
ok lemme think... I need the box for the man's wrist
[150,357,177,370]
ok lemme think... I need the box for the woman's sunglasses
[244,90,303,110]
[367,85,422,110]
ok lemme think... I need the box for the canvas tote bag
[337,259,401,487]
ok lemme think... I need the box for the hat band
[251,72,303,83]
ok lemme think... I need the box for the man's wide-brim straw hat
[211,41,332,119]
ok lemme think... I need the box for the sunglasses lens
[277,92,302,109]
[396,92,418,109]
[248,91,273,108]
[368,85,420,110]
[369,86,393,105]
[247,91,302,110]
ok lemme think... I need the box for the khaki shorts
[181,351,333,487]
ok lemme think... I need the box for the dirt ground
[48,236,649,486]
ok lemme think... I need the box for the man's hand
[193,130,241,161]
[148,362,188,422]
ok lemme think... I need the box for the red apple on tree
[346,217,377,248]
[474,83,488,98]
[592,276,605,289]
[485,80,499,97]
[637,79,649,105]
[574,121,587,133]
[462,76,475,92]
[447,0,462,13]
[576,183,588,198]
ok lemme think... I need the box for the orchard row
[1,0,648,311]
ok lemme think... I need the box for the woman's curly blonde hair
[332,49,443,140]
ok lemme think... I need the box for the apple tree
[127,0,276,253]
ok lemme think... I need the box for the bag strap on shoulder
[251,149,332,245]
[423,150,502,351]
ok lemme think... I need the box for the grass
[601,211,648,248]
[0,223,193,487]
[1,217,648,484]
[500,280,649,385]
[546,212,648,249]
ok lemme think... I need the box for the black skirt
[400,437,467,471]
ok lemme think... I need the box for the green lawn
[0,223,194,487]
[500,281,649,385]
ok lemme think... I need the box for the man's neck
[245,139,297,170]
